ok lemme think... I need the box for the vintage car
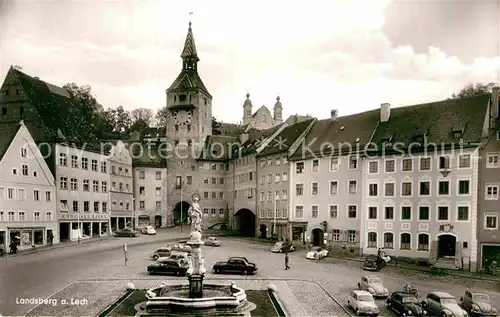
[113,227,137,237]
[347,290,379,316]
[357,275,389,298]
[213,257,257,275]
[141,225,156,235]
[363,255,381,271]
[165,244,192,254]
[151,247,172,260]
[306,246,328,259]
[422,292,468,317]
[270,241,295,253]
[460,290,497,316]
[147,258,188,276]
[387,292,427,316]
[158,252,190,266]
[204,237,221,247]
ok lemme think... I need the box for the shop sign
[59,213,109,220]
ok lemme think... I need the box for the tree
[212,116,222,135]
[128,118,150,135]
[451,82,499,99]
[63,83,104,130]
[155,106,168,127]
[130,107,154,126]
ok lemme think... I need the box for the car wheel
[279,249,283,253]
[153,254,159,260]
[357,283,360,289]
[440,313,447,317]
[386,300,391,306]
[355,308,360,316]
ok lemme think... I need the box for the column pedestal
[188,274,204,298]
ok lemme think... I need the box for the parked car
[363,255,380,271]
[204,237,221,247]
[151,247,172,260]
[213,257,257,275]
[387,292,427,316]
[147,258,188,276]
[306,246,328,259]
[160,252,190,266]
[141,225,156,235]
[357,275,389,298]
[165,244,192,254]
[422,292,468,317]
[460,290,497,316]
[270,241,295,253]
[114,227,137,237]
[347,290,379,316]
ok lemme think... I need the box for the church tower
[242,92,253,126]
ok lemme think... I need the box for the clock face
[173,110,192,125]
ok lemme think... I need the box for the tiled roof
[257,118,315,157]
[180,23,199,61]
[218,122,244,137]
[9,67,101,148]
[130,142,167,168]
[238,124,284,157]
[290,109,380,160]
[198,135,240,161]
[0,123,21,161]
[371,94,490,151]
[167,71,210,96]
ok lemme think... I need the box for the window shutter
[341,230,347,242]
[355,230,360,243]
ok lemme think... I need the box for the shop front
[290,221,308,245]
[137,215,150,228]
[6,226,55,251]
[110,211,135,230]
[59,213,110,241]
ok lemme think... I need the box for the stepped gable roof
[129,142,167,168]
[258,118,315,157]
[239,124,284,157]
[0,123,21,161]
[371,94,490,148]
[198,135,239,162]
[290,109,380,160]
[9,67,101,147]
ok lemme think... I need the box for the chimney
[19,120,24,125]
[330,109,338,121]
[380,103,391,122]
[492,86,499,120]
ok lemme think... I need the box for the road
[1,234,499,316]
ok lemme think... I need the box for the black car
[270,241,295,253]
[114,227,137,237]
[147,258,188,276]
[213,257,257,274]
[387,292,426,316]
[363,255,379,271]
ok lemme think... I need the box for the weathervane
[189,11,193,26]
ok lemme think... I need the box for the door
[155,216,162,228]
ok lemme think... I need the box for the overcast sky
[1,0,499,124]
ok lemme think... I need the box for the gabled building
[242,94,283,131]
[0,121,58,250]
[108,141,134,229]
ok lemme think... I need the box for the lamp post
[180,179,184,232]
[272,191,277,238]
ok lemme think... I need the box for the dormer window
[179,94,187,102]
[415,135,424,143]
[453,130,463,139]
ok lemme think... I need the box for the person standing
[284,252,290,270]
[48,231,54,246]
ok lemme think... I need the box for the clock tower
[165,21,212,226]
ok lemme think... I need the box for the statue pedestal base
[188,274,204,298]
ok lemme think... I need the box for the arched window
[367,232,377,248]
[418,234,429,251]
[383,232,393,249]
[400,233,411,250]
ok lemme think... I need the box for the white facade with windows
[133,167,168,228]
[0,122,58,250]
[361,148,479,270]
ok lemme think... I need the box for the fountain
[142,194,251,315]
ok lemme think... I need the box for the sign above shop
[60,213,109,220]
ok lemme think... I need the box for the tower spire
[181,12,199,71]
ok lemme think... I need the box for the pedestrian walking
[48,232,54,246]
[284,252,290,270]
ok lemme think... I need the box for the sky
[0,0,499,125]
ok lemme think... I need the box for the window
[22,164,28,176]
[439,156,450,169]
[91,159,98,171]
[418,234,429,251]
[92,181,99,192]
[457,206,469,221]
[156,201,161,210]
[419,181,430,196]
[438,181,449,195]
[219,177,225,185]
[21,147,27,157]
[59,153,67,166]
[295,206,304,218]
[402,158,412,171]
[485,214,498,229]
[384,206,394,220]
[329,205,338,218]
[175,176,182,189]
[18,211,26,221]
[349,156,358,169]
[401,206,411,220]
[349,180,357,194]
[368,207,377,219]
[72,201,79,212]
[312,159,319,172]
[400,233,411,250]
[84,201,89,212]
[486,153,499,168]
[275,173,281,183]
[259,192,265,201]
[295,184,303,196]
[367,232,377,248]
[282,172,288,181]
[45,191,51,201]
[102,202,107,212]
[369,184,378,196]
[458,180,470,195]
[348,230,356,242]
[420,157,431,171]
[81,157,88,169]
[267,174,272,184]
[311,205,319,218]
[211,177,217,184]
[296,162,304,173]
[7,187,15,199]
[46,212,52,221]
[60,177,68,189]
[369,161,378,173]
[384,183,394,196]
[348,205,357,218]
[101,181,107,193]
[18,188,25,200]
[419,206,429,220]
[211,192,217,199]
[34,212,40,221]
[311,182,319,195]
[330,157,339,171]
[385,160,395,172]
[155,187,161,196]
[485,184,499,200]
[329,181,338,195]
[94,202,100,212]
[459,154,471,168]
[402,182,412,196]
[8,211,15,221]
[139,201,145,210]
[384,232,394,249]
[100,161,107,173]
[83,180,89,191]
[12,168,17,175]
[332,229,340,241]
[438,206,449,221]
[139,170,145,179]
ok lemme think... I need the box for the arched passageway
[174,201,190,226]
[311,228,324,246]
[234,209,256,237]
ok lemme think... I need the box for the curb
[5,237,112,257]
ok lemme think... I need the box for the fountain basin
[146,284,247,310]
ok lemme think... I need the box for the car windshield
[402,297,418,304]
[358,295,373,302]
[441,298,457,305]
[473,294,490,302]
[368,278,382,284]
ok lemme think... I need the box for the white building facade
[134,167,168,228]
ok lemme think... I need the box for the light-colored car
[357,275,389,298]
[460,290,497,316]
[158,252,190,265]
[141,225,156,235]
[347,290,379,316]
[204,237,221,247]
[306,246,328,259]
[422,292,468,317]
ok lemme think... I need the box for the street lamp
[272,190,277,238]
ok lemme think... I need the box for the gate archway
[438,234,457,258]
[174,201,190,226]
[311,228,324,246]
[235,208,256,237]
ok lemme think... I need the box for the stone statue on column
[188,193,202,238]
